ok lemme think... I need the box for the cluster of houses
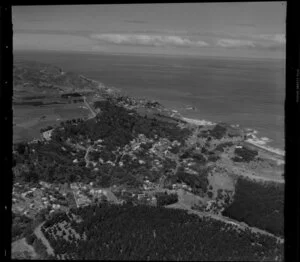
[171,182,192,192]
[70,182,109,207]
[12,181,70,218]
[118,188,157,206]
[12,181,117,218]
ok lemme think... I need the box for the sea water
[14,51,285,152]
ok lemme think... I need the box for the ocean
[14,51,285,151]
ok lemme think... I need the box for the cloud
[235,23,257,28]
[216,39,255,48]
[124,20,148,24]
[90,34,209,48]
[254,34,285,44]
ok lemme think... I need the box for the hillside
[38,204,283,261]
[13,59,99,96]
[12,60,284,260]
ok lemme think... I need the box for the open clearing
[13,103,90,143]
[11,237,39,260]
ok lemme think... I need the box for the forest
[13,100,192,188]
[222,178,284,236]
[41,203,283,261]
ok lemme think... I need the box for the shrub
[215,142,234,152]
[33,238,48,258]
[207,191,213,198]
[208,154,220,162]
[156,192,178,206]
[232,147,258,163]
[210,124,227,139]
[25,233,36,245]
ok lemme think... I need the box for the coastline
[181,117,215,126]
[180,115,284,159]
[100,79,285,160]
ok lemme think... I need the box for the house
[40,181,51,188]
[71,183,78,189]
[138,194,145,200]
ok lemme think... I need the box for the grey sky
[13,2,286,58]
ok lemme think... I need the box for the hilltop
[12,60,284,260]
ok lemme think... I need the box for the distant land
[12,59,284,261]
[14,50,285,151]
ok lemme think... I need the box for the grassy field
[13,103,90,143]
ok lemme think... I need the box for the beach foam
[245,138,285,156]
[243,128,285,156]
[182,117,215,126]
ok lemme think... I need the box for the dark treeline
[223,178,284,236]
[42,203,283,261]
[61,92,82,98]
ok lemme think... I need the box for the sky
[13,2,286,59]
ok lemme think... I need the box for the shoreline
[180,115,284,159]
[181,117,215,126]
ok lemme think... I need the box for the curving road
[34,222,55,257]
[83,96,96,119]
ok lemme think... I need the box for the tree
[16,142,27,155]
[25,233,36,245]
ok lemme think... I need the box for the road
[84,145,93,167]
[104,188,120,204]
[34,222,55,257]
[83,96,97,119]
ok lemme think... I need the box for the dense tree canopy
[42,203,283,261]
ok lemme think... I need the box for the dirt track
[34,222,55,256]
